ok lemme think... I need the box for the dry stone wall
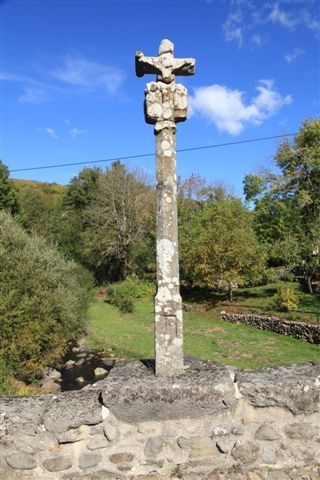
[1,359,319,480]
[220,312,320,344]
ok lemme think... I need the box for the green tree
[81,162,155,282]
[275,119,320,292]
[244,119,320,293]
[0,211,93,384]
[0,160,19,214]
[180,197,266,300]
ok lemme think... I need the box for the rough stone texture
[43,390,102,433]
[236,362,320,414]
[78,454,102,470]
[42,456,73,472]
[284,421,318,440]
[103,421,118,441]
[136,39,195,377]
[231,440,260,464]
[6,453,37,470]
[1,359,320,480]
[109,453,134,464]
[87,438,109,450]
[101,358,235,423]
[220,312,320,344]
[254,423,280,441]
[57,425,91,444]
[144,436,164,457]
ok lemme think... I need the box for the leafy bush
[105,275,155,312]
[260,268,279,285]
[281,271,295,282]
[274,285,298,312]
[0,211,93,384]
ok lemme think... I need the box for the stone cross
[135,39,195,376]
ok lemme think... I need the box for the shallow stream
[58,342,115,391]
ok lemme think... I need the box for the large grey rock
[103,422,118,441]
[261,444,277,464]
[231,440,260,464]
[236,362,320,414]
[57,425,91,443]
[87,437,109,450]
[42,456,73,472]
[78,453,102,469]
[109,452,134,464]
[43,390,102,433]
[189,436,218,459]
[6,453,36,470]
[144,436,164,457]
[0,395,49,435]
[41,379,61,394]
[284,422,318,440]
[216,438,235,454]
[102,359,236,423]
[254,423,280,441]
[14,435,37,454]
[94,367,107,377]
[48,369,61,381]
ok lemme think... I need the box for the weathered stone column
[154,124,183,376]
[135,39,195,376]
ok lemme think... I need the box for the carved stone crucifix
[136,39,195,376]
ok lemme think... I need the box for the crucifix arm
[135,52,161,77]
[173,58,196,76]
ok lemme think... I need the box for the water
[58,343,115,391]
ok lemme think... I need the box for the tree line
[0,118,319,391]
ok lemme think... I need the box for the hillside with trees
[0,118,319,394]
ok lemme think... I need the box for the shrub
[274,285,298,312]
[105,275,155,312]
[281,271,295,282]
[0,211,93,384]
[118,299,134,313]
[260,268,279,285]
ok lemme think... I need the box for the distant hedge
[0,211,93,384]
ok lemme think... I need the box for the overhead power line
[9,133,296,173]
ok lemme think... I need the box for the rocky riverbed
[40,341,116,393]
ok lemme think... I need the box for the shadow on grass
[234,286,278,299]
[181,285,278,306]
[181,286,227,306]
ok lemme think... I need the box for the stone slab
[101,358,236,423]
[236,362,320,414]
[43,390,102,433]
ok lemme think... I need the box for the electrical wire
[9,133,296,173]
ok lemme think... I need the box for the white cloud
[223,11,244,48]
[51,56,125,93]
[284,48,305,63]
[39,127,58,139]
[190,80,292,135]
[251,33,263,45]
[1,56,125,104]
[222,1,320,47]
[268,4,297,29]
[69,127,87,138]
[302,10,320,39]
[19,86,48,104]
[64,118,71,125]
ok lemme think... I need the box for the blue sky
[1,0,319,196]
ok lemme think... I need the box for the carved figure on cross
[135,39,195,128]
[135,39,195,84]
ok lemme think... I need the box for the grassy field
[183,282,320,324]
[85,293,319,369]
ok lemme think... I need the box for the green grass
[183,282,320,324]
[85,294,319,369]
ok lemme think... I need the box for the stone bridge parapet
[1,359,319,479]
